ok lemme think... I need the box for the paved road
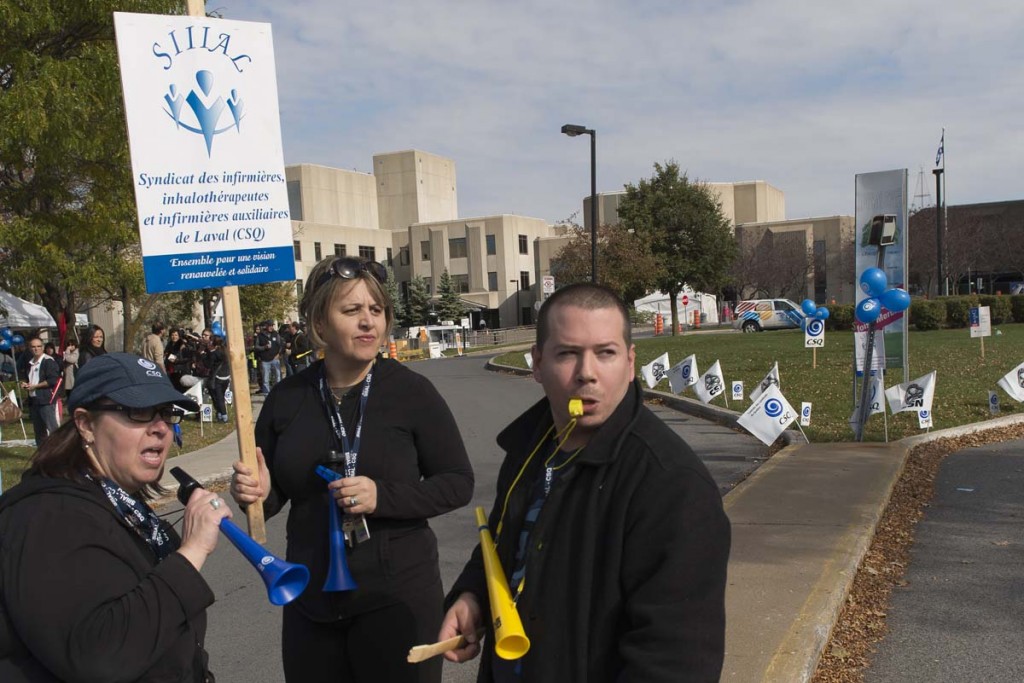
[188,355,766,682]
[866,439,1024,682]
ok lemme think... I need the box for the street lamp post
[561,123,597,283]
[510,279,521,327]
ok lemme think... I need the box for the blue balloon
[880,287,911,313]
[855,297,882,324]
[801,299,817,316]
[211,321,225,336]
[11,334,24,345]
[0,328,12,341]
[814,307,830,320]
[0,339,10,352]
[859,268,888,297]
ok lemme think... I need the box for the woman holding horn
[230,255,474,683]
[0,353,229,682]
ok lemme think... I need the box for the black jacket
[28,356,62,405]
[256,358,474,621]
[254,331,281,363]
[448,381,730,682]
[0,475,214,682]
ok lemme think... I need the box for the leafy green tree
[238,282,297,330]
[383,264,405,327]
[550,222,659,305]
[0,0,179,347]
[402,276,431,327]
[618,162,736,334]
[436,269,465,323]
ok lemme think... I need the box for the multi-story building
[285,150,560,328]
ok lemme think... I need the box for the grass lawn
[496,324,1024,442]
[0,409,237,493]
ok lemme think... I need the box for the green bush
[978,295,1012,325]
[1010,295,1024,324]
[629,308,655,325]
[943,296,978,328]
[910,299,945,331]
[825,304,855,331]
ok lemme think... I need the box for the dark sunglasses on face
[90,404,186,424]
[314,257,387,290]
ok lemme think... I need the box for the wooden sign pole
[187,0,266,543]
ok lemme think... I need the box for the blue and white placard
[804,319,825,348]
[114,13,295,293]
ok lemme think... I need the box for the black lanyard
[319,364,373,477]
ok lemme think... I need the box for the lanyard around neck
[319,364,373,477]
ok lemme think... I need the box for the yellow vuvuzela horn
[475,506,530,660]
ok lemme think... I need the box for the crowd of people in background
[0,316,316,444]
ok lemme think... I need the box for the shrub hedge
[978,295,1012,325]
[910,300,945,330]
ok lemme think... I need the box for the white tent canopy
[0,290,56,329]
[633,288,719,325]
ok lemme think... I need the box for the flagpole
[942,127,948,295]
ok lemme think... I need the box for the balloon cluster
[855,267,910,324]
[0,327,26,353]
[800,299,830,322]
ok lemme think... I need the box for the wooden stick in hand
[406,629,484,663]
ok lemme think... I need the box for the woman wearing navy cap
[0,353,229,682]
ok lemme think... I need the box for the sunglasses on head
[315,257,387,290]
[90,404,186,425]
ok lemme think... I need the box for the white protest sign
[641,353,670,389]
[804,319,825,348]
[918,409,933,429]
[988,390,999,415]
[969,306,991,339]
[737,385,797,446]
[731,380,744,401]
[800,402,812,426]
[114,13,295,293]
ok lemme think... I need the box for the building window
[486,234,496,256]
[400,246,410,265]
[518,235,528,254]
[334,243,346,257]
[488,271,498,291]
[293,241,302,260]
[449,237,467,259]
[386,247,393,265]
[453,274,470,293]
[424,277,432,295]
[286,180,302,221]
[359,245,376,261]
[520,271,530,291]
[295,280,303,299]
[421,240,431,260]
[314,242,322,261]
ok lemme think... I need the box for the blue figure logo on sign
[989,393,999,407]
[765,398,783,418]
[163,70,245,155]
[801,405,811,418]
[919,410,930,420]
[681,365,692,380]
[807,320,824,337]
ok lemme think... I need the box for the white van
[732,299,805,333]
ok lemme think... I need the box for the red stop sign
[682,294,689,306]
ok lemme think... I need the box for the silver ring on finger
[210,498,222,510]
[349,496,358,507]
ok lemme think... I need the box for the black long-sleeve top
[0,476,213,682]
[256,358,474,621]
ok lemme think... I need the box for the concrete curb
[766,412,1024,683]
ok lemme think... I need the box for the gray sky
[216,0,1024,224]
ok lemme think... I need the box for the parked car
[732,298,805,333]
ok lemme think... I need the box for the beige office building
[285,150,560,328]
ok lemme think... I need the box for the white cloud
[218,0,1024,223]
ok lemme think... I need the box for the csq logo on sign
[681,365,692,379]
[802,405,811,418]
[806,320,824,337]
[765,398,783,418]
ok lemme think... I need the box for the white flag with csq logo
[667,354,698,394]
[738,385,797,446]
